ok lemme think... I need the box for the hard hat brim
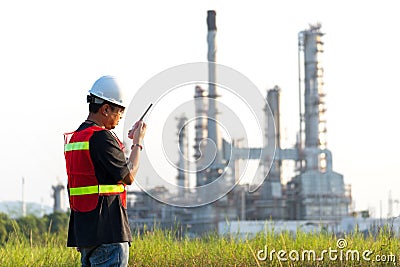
[88,93,126,108]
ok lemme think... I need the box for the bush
[0,212,69,246]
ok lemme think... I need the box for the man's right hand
[128,121,147,143]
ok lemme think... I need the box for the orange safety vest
[64,125,127,212]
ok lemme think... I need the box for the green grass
[1,226,400,266]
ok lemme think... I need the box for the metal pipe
[319,149,332,172]
[298,31,304,170]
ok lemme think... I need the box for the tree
[0,213,14,245]
[43,212,69,234]
[0,221,6,245]
[16,215,46,240]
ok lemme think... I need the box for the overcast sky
[0,0,399,217]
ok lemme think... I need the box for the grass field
[1,225,399,266]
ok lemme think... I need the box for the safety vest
[64,125,127,212]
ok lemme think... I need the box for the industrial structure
[127,11,352,235]
[285,24,351,220]
[52,183,66,213]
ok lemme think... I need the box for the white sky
[0,0,399,217]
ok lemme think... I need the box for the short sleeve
[89,130,130,184]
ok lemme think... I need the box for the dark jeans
[80,242,129,267]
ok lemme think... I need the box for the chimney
[206,10,223,178]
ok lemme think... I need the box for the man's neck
[86,114,104,127]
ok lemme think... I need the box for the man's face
[105,105,124,130]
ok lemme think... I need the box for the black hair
[89,101,124,114]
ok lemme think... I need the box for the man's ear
[100,104,109,116]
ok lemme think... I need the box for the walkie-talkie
[139,103,153,121]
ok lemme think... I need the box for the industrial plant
[125,10,352,235]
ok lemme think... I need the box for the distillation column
[252,86,285,219]
[52,184,65,213]
[265,86,282,197]
[300,24,327,171]
[176,115,188,197]
[194,86,208,186]
[286,24,350,220]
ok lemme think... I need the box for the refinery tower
[285,24,351,220]
[127,12,351,234]
[188,14,351,221]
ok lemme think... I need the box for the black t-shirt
[67,121,132,247]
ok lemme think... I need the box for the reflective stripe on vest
[64,141,89,152]
[69,184,124,196]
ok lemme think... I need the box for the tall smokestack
[206,10,223,173]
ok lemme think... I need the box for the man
[64,75,146,266]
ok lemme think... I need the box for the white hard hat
[88,75,125,108]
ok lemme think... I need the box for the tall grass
[1,224,400,266]
[0,220,80,266]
